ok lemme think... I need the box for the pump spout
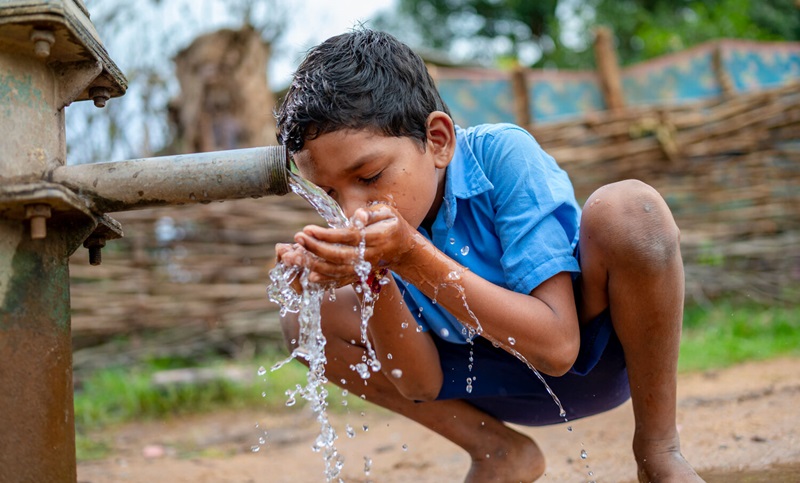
[51,146,290,213]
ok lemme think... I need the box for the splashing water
[266,172,383,482]
[288,171,349,229]
[268,170,570,479]
[508,347,567,420]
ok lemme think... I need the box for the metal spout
[51,146,290,213]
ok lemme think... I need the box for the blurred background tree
[376,0,800,69]
[69,0,799,164]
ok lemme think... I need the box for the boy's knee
[582,179,680,270]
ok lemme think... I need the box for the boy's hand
[292,204,418,286]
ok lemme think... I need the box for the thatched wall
[69,83,799,370]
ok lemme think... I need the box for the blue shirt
[395,123,581,344]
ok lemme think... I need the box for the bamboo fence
[69,83,800,370]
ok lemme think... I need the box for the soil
[77,356,800,483]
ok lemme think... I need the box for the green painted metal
[0,2,289,481]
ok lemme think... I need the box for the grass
[72,351,370,460]
[73,300,800,460]
[678,300,800,372]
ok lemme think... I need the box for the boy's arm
[399,232,580,376]
[295,207,580,380]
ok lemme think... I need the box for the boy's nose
[339,196,369,220]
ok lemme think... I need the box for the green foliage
[679,300,800,372]
[73,354,367,432]
[382,0,800,69]
[75,432,112,461]
[584,0,800,66]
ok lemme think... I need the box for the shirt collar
[440,126,494,228]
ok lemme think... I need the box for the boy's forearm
[396,235,580,376]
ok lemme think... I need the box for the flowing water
[266,172,380,482]
[267,170,568,480]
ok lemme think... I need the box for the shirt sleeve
[478,125,581,295]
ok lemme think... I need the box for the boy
[275,28,702,482]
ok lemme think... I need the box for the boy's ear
[425,111,455,169]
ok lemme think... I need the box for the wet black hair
[275,28,450,154]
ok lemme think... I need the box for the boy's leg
[280,290,543,483]
[577,179,703,482]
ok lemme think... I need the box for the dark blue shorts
[433,309,630,426]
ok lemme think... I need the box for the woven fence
[69,82,800,370]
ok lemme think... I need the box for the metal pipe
[51,146,290,213]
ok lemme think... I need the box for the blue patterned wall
[434,40,800,128]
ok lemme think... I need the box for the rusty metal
[0,2,126,481]
[1,2,291,481]
[89,85,109,108]
[83,234,105,265]
[24,203,52,239]
[51,146,291,213]
[0,0,127,105]
[30,28,54,58]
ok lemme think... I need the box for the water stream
[266,170,569,480]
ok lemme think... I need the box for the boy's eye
[359,172,382,185]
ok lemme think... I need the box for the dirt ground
[77,356,800,483]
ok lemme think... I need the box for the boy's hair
[276,28,450,153]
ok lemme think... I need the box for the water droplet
[345,424,356,438]
[362,424,369,432]
[440,328,450,338]
[402,444,408,451]
[352,362,371,379]
[391,369,403,378]
[261,391,267,398]
[415,326,423,332]
[401,322,409,329]
[341,389,349,397]
[580,449,588,459]
[449,237,455,245]
[387,353,393,360]
[567,426,573,432]
[257,366,267,376]
[460,245,470,256]
[507,337,516,346]
[251,445,260,453]
[259,436,266,445]
[364,456,372,475]
[447,270,461,281]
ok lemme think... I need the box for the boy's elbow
[542,336,580,377]
[393,372,443,402]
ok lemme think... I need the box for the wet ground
[77,356,800,482]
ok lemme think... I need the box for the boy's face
[292,113,454,229]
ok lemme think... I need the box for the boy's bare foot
[634,436,705,482]
[464,429,545,483]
